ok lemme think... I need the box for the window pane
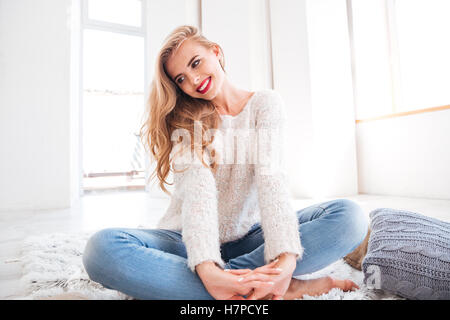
[83,29,144,92]
[88,0,142,27]
[82,29,145,174]
[83,93,145,173]
[351,0,394,119]
[395,0,450,111]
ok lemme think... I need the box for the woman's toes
[284,276,359,300]
[331,278,359,292]
[346,279,360,291]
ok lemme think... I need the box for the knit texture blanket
[362,208,450,299]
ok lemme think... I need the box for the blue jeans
[82,199,368,300]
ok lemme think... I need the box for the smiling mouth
[196,77,211,94]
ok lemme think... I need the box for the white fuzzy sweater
[157,89,303,272]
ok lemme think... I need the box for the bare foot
[284,276,359,300]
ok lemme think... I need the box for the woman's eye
[177,76,184,84]
[192,59,200,68]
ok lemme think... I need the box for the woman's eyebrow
[174,55,199,81]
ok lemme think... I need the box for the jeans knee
[334,199,369,245]
[82,228,123,279]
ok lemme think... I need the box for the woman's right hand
[195,260,282,300]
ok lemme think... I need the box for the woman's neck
[212,78,253,116]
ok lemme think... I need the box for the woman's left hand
[227,253,298,300]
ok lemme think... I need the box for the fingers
[224,268,252,275]
[237,280,274,297]
[228,295,246,300]
[246,292,257,300]
[255,260,283,275]
[225,266,282,276]
[272,295,284,300]
[245,286,274,301]
[255,267,283,275]
[239,273,274,283]
[223,258,281,276]
[267,258,279,266]
[245,289,263,301]
[242,280,275,289]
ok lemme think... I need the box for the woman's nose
[192,75,200,85]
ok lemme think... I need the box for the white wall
[270,0,358,198]
[270,0,314,198]
[0,0,73,211]
[305,0,358,198]
[356,110,450,200]
[70,0,82,208]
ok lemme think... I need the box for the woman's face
[164,39,224,100]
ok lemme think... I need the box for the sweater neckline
[219,91,257,120]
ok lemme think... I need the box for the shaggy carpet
[16,232,403,300]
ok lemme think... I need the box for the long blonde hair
[140,25,225,195]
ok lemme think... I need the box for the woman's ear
[212,44,220,58]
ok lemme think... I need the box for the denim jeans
[82,199,368,300]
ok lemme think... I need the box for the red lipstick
[196,77,211,94]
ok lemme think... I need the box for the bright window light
[351,0,450,120]
[350,0,394,120]
[88,0,142,27]
[82,29,145,174]
[395,0,450,111]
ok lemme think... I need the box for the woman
[82,25,369,300]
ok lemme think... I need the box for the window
[349,0,450,121]
[349,0,393,120]
[81,0,147,192]
[394,0,450,112]
[88,0,142,27]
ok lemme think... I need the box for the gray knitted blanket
[362,208,450,300]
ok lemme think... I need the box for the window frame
[81,0,146,36]
[79,0,148,193]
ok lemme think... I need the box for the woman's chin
[197,88,216,100]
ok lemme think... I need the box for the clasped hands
[196,253,297,300]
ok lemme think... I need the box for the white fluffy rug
[16,232,402,300]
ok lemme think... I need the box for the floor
[1,191,449,299]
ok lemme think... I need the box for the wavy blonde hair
[140,25,225,195]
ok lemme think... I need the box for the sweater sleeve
[255,91,304,264]
[173,153,225,273]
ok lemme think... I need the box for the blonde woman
[83,25,369,300]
